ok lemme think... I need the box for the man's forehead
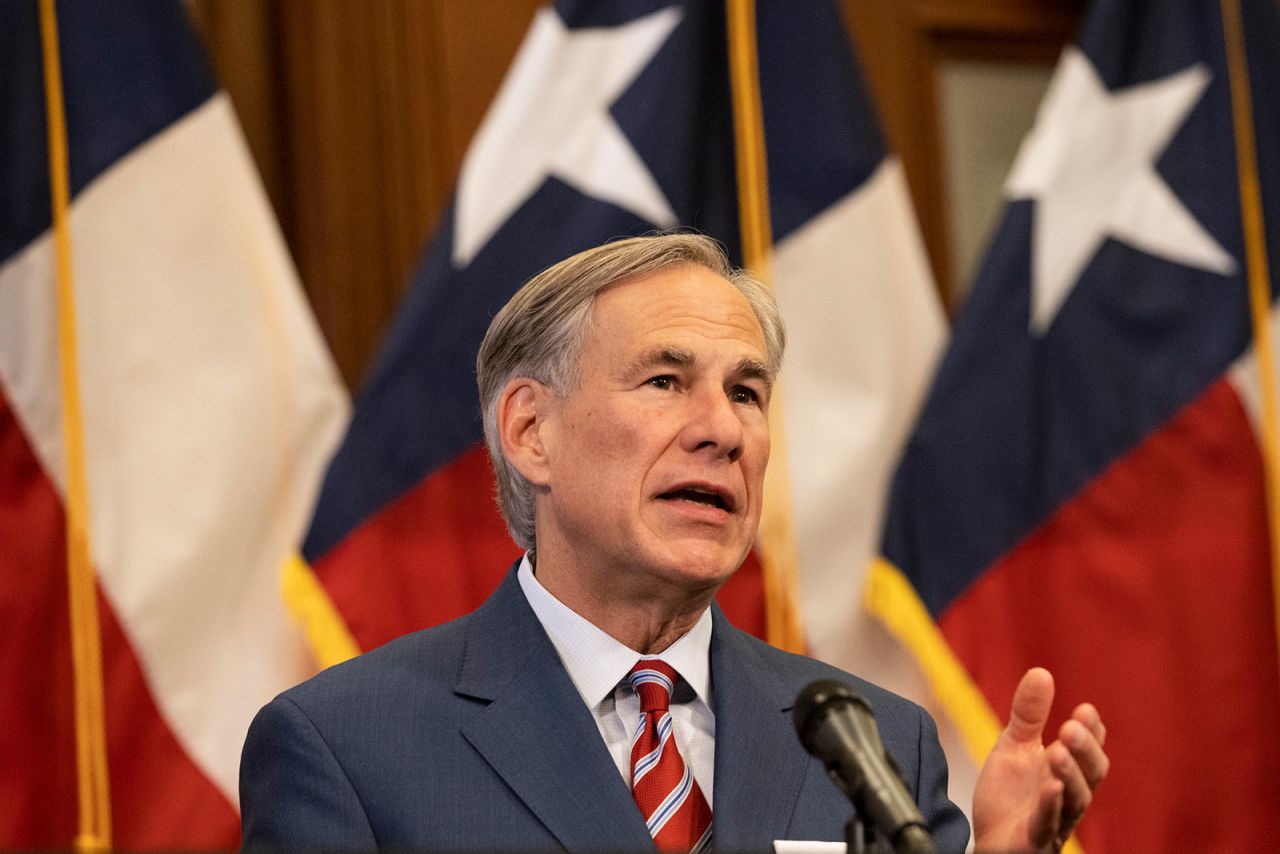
[574,265,769,381]
[593,267,761,332]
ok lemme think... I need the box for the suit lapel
[456,570,653,852]
[709,607,812,852]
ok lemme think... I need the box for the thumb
[1005,667,1055,745]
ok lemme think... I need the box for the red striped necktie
[627,660,713,853]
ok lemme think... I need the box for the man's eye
[647,375,675,390]
[729,386,760,405]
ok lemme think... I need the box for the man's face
[533,264,771,604]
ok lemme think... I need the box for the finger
[1071,702,1107,747]
[1026,769,1065,849]
[1060,718,1110,790]
[1005,667,1055,744]
[1047,740,1093,834]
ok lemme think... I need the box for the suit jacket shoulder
[240,567,653,852]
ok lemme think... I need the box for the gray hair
[476,232,786,551]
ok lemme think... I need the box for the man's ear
[496,378,555,486]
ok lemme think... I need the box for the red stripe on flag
[940,377,1280,853]
[720,549,767,641]
[1,383,76,844]
[0,389,238,848]
[313,444,523,651]
[316,443,768,651]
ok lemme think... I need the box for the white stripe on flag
[0,92,349,804]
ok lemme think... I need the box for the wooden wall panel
[273,1,438,388]
[194,1,1082,384]
[436,4,543,170]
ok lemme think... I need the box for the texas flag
[874,0,1280,850]
[303,0,966,799]
[0,1,347,846]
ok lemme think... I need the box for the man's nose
[680,385,744,462]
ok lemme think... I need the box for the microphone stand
[846,810,870,854]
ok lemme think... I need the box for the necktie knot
[628,659,677,714]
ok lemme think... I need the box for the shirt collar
[517,554,712,708]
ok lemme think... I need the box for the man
[241,234,1107,852]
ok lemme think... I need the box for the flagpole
[38,0,113,849]
[1220,0,1280,679]
[726,0,772,273]
[725,0,804,654]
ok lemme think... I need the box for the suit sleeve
[912,705,970,853]
[239,696,377,851]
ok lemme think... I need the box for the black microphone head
[793,680,931,849]
[793,679,866,754]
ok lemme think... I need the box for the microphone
[793,680,936,854]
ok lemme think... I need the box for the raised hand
[972,668,1109,853]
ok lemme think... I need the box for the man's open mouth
[658,486,733,513]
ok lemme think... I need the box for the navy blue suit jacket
[240,568,969,851]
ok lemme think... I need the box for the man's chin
[645,541,748,591]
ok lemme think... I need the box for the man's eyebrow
[625,346,696,375]
[621,348,773,391]
[735,358,774,392]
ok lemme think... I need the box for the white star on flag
[1005,46,1237,334]
[452,6,682,268]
